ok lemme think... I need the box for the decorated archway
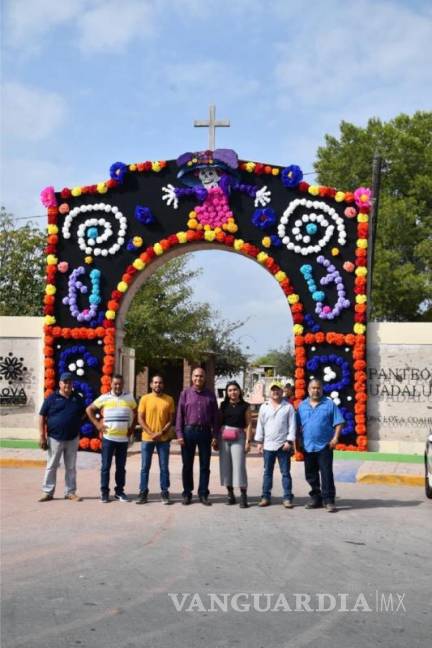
[41,149,370,452]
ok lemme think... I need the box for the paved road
[1,454,430,648]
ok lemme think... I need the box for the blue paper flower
[281,165,303,188]
[251,207,277,230]
[109,161,128,183]
[135,205,155,225]
[270,235,283,248]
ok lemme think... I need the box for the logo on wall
[0,353,28,405]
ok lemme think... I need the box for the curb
[357,473,424,487]
[0,458,46,468]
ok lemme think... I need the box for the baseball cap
[59,372,74,382]
[270,381,284,390]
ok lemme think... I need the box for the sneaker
[305,499,323,509]
[114,493,131,503]
[161,492,171,505]
[283,499,294,509]
[136,492,148,505]
[64,493,82,501]
[182,495,192,506]
[38,493,53,502]
[258,498,271,507]
[325,502,337,513]
[100,493,109,503]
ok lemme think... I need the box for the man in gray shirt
[255,382,296,508]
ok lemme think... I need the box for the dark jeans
[262,447,293,500]
[140,440,170,494]
[304,445,335,504]
[101,438,128,496]
[181,425,212,497]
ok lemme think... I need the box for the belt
[184,424,211,431]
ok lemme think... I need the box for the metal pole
[366,153,383,321]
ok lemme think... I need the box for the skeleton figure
[162,149,271,230]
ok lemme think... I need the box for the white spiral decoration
[62,203,127,256]
[277,198,347,256]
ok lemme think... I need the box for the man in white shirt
[255,382,296,508]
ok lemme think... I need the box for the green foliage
[314,111,432,321]
[253,344,295,377]
[124,256,249,376]
[0,207,45,316]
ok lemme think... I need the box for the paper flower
[40,186,57,208]
[110,162,128,183]
[135,205,155,225]
[252,207,277,230]
[281,165,303,188]
[354,187,371,209]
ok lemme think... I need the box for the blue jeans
[139,440,170,494]
[181,425,212,497]
[304,445,335,504]
[262,447,293,500]
[101,438,128,496]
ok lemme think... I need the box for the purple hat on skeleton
[176,149,239,186]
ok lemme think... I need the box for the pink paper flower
[59,203,70,215]
[353,187,371,209]
[344,206,357,219]
[40,186,57,208]
[57,261,69,273]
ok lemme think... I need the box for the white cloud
[77,0,155,53]
[2,82,68,141]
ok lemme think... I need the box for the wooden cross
[194,105,230,151]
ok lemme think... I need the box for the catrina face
[198,167,220,188]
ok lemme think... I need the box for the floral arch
[41,150,370,452]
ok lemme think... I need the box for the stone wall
[367,322,432,454]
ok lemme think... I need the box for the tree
[314,112,432,321]
[124,256,249,376]
[0,207,45,316]
[253,344,295,377]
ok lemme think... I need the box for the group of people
[38,368,345,512]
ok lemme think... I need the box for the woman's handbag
[221,425,241,441]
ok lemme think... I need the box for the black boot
[226,487,236,505]
[239,490,248,508]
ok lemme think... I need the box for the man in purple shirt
[176,367,219,506]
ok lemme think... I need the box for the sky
[1,0,431,355]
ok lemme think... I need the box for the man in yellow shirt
[136,375,175,505]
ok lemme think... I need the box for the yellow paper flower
[355,294,367,304]
[275,271,287,282]
[271,168,280,176]
[132,236,143,247]
[45,284,56,295]
[44,315,56,325]
[152,161,161,172]
[46,255,58,265]
[308,185,319,196]
[204,224,211,231]
[357,213,368,223]
[187,219,198,229]
[287,293,299,304]
[47,224,58,235]
[335,191,346,202]
[293,324,304,335]
[262,236,271,249]
[71,186,82,197]
[245,162,255,173]
[129,164,137,171]
[233,239,244,251]
[84,256,93,264]
[133,259,145,270]
[117,281,128,292]
[257,252,268,263]
[226,222,238,233]
[357,239,368,249]
[204,230,216,242]
[355,266,367,277]
[97,182,108,194]
[331,247,340,256]
[153,243,164,256]
[105,310,116,320]
[177,231,188,243]
[354,323,366,335]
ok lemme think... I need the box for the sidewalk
[0,440,424,487]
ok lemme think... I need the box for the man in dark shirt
[176,367,219,506]
[38,372,86,502]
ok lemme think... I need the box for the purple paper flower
[135,205,155,225]
[281,165,303,188]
